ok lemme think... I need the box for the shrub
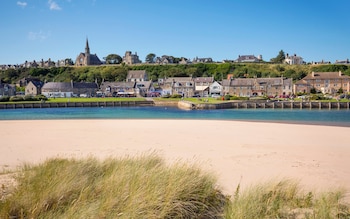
[224,95,231,100]
[0,96,10,102]
[24,95,36,101]
[9,96,24,102]
[36,94,48,101]
[170,94,183,98]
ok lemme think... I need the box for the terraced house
[294,71,350,94]
[222,77,293,97]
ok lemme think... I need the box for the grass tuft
[225,179,350,218]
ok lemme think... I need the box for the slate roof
[303,72,350,80]
[127,70,147,80]
[194,77,214,83]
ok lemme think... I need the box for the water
[0,106,350,126]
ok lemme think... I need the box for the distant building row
[4,70,348,99]
[3,38,349,69]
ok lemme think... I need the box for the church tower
[85,38,90,65]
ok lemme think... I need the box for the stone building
[122,51,141,64]
[75,38,102,66]
[294,71,350,94]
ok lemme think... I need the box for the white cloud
[48,0,61,10]
[17,1,27,8]
[28,31,51,41]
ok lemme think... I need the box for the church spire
[85,37,90,55]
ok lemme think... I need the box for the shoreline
[1,119,350,197]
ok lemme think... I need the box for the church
[75,38,102,66]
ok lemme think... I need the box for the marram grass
[1,155,350,219]
[0,155,226,219]
[224,179,350,219]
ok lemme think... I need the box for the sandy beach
[1,119,349,196]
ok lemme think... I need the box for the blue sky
[1,0,349,65]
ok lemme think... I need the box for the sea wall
[194,101,350,110]
[0,101,154,109]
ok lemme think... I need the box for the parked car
[211,94,221,98]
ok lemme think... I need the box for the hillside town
[1,39,350,99]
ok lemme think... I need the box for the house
[155,55,174,64]
[0,82,16,96]
[42,82,98,98]
[25,80,44,96]
[179,58,191,64]
[234,55,262,63]
[209,81,222,96]
[222,77,293,97]
[194,77,214,97]
[126,70,148,82]
[16,77,42,87]
[75,38,102,66]
[123,51,141,64]
[162,77,195,97]
[135,81,154,97]
[294,71,350,94]
[335,59,349,64]
[192,57,213,63]
[100,81,136,97]
[284,53,304,65]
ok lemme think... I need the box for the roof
[222,77,292,86]
[235,55,259,62]
[42,82,98,90]
[29,80,44,88]
[165,77,193,83]
[89,54,102,65]
[42,82,72,90]
[127,70,147,79]
[100,81,135,89]
[302,71,350,80]
[73,82,98,89]
[194,77,214,83]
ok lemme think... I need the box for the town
[1,39,350,100]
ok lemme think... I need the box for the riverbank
[1,119,349,198]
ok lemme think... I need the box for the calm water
[0,106,350,126]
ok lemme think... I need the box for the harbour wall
[0,100,349,110]
[0,101,154,109]
[194,101,350,110]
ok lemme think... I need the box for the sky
[0,0,349,65]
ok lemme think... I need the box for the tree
[104,54,122,64]
[270,50,285,63]
[145,53,156,63]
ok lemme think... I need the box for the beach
[1,119,349,197]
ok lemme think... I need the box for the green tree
[270,50,285,63]
[145,53,156,63]
[104,54,122,64]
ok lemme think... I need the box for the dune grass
[225,179,350,218]
[0,155,226,219]
[1,155,349,219]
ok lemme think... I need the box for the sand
[1,119,349,196]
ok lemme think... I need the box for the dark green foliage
[171,94,183,98]
[270,50,286,63]
[1,63,349,85]
[0,96,10,102]
[9,96,24,102]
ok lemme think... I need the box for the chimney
[339,71,342,77]
[312,72,315,77]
